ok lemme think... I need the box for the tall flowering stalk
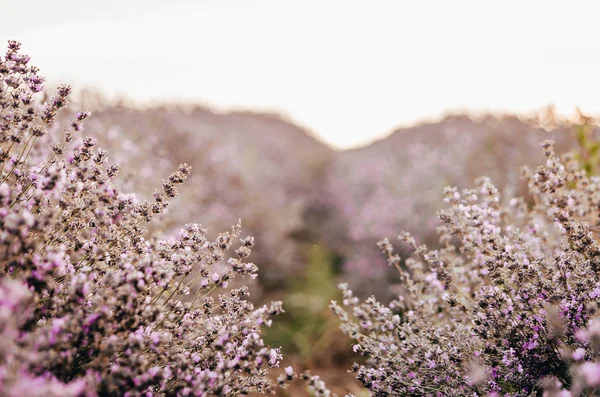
[333,140,600,396]
[0,41,285,396]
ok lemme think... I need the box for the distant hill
[62,98,593,296]
[76,103,334,288]
[313,113,585,296]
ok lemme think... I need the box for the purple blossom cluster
[0,41,290,396]
[331,138,600,395]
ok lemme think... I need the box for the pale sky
[2,0,600,149]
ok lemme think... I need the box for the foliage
[264,244,350,368]
[331,141,600,396]
[573,108,600,177]
[0,40,287,396]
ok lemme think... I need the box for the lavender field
[4,23,600,397]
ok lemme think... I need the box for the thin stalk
[9,153,56,209]
[0,141,16,168]
[2,134,34,184]
[19,136,37,171]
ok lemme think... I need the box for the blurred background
[3,1,600,394]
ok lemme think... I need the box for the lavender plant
[0,40,286,396]
[332,140,600,396]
